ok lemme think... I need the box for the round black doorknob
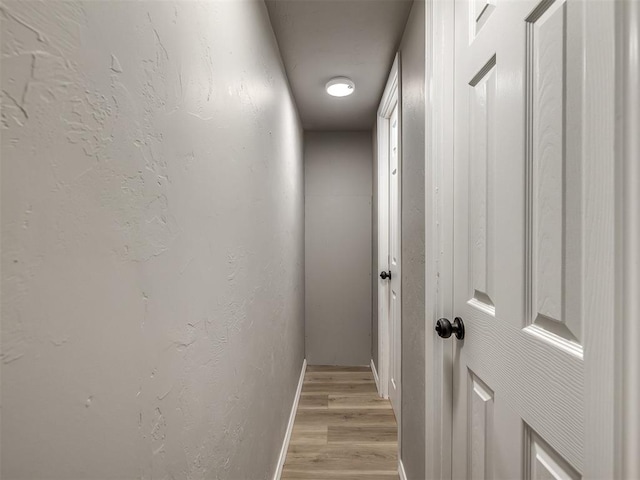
[380,271,392,280]
[435,318,452,338]
[435,317,465,340]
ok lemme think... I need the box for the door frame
[424,1,455,478]
[376,53,400,403]
[617,0,640,476]
[424,0,640,478]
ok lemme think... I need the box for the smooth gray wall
[305,131,372,366]
[399,1,426,478]
[1,2,304,479]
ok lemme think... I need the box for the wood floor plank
[294,408,396,426]
[284,444,397,471]
[290,425,328,445]
[328,393,391,409]
[286,443,397,455]
[298,394,329,409]
[281,471,399,480]
[302,382,377,395]
[304,371,375,383]
[306,365,371,372]
[327,425,397,444]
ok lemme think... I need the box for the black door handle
[435,317,465,340]
[380,271,392,280]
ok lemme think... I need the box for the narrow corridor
[2,0,636,478]
[282,366,398,479]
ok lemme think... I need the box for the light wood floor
[281,365,399,480]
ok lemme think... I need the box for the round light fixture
[326,77,355,97]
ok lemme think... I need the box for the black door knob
[380,271,392,280]
[435,317,465,340]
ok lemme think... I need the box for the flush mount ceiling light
[326,77,355,97]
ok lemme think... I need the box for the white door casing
[450,0,617,479]
[377,55,401,439]
[377,54,400,403]
[424,1,455,478]
[619,2,640,477]
[388,101,401,420]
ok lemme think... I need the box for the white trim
[376,53,400,401]
[378,55,399,118]
[581,1,618,475]
[377,110,390,401]
[425,0,455,479]
[273,359,306,480]
[370,359,381,395]
[378,52,403,469]
[398,459,408,480]
[618,1,640,477]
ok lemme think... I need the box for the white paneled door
[388,102,401,420]
[451,0,616,478]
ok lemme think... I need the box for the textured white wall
[0,1,304,479]
[304,131,372,366]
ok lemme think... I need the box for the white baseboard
[370,358,381,396]
[398,459,408,480]
[273,358,307,480]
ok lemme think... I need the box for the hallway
[1,0,638,478]
[282,366,398,479]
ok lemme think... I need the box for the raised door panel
[388,102,400,416]
[525,0,584,355]
[526,428,581,480]
[472,0,496,36]
[390,291,398,391]
[468,371,494,480]
[468,56,497,316]
[390,107,399,271]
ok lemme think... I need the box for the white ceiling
[265,0,413,130]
